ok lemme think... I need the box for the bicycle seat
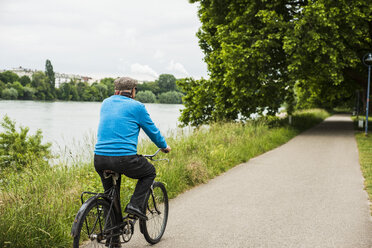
[103,169,117,174]
[103,170,119,180]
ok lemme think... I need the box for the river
[0,100,184,161]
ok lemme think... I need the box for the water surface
[0,100,183,158]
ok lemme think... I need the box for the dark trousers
[94,154,156,211]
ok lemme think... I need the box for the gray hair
[114,77,138,91]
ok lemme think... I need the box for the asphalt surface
[128,114,372,248]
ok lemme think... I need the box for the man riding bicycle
[94,77,171,224]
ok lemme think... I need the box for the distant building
[8,66,36,78]
[2,66,98,88]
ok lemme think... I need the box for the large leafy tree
[284,0,372,110]
[182,0,372,126]
[182,0,295,125]
[157,74,177,93]
[178,78,215,126]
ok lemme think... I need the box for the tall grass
[0,109,329,247]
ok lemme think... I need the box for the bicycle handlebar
[143,148,169,162]
[143,148,162,158]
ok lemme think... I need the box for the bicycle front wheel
[73,199,117,248]
[140,181,169,244]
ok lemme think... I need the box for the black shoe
[125,203,148,220]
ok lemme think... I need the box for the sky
[0,0,208,81]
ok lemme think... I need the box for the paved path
[129,114,372,248]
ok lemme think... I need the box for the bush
[23,86,36,100]
[136,90,156,103]
[0,116,51,172]
[10,82,24,98]
[158,91,184,104]
[1,88,18,100]
[0,80,5,93]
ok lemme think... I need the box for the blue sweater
[94,95,167,156]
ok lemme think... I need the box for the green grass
[353,115,372,214]
[0,109,330,247]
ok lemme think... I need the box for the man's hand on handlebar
[161,145,171,153]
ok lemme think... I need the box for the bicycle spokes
[142,182,168,244]
[83,206,105,242]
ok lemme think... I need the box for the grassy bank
[353,117,372,214]
[0,109,329,247]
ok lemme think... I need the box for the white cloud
[153,50,165,61]
[166,60,188,76]
[130,63,158,81]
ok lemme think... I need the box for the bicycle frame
[72,148,167,244]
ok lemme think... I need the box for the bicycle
[71,149,169,247]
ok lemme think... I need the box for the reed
[0,109,329,247]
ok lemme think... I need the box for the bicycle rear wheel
[140,181,169,244]
[73,199,117,248]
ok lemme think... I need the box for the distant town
[0,65,184,103]
[0,66,97,88]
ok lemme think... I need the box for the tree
[81,86,99,101]
[178,78,215,126]
[183,0,292,125]
[99,77,115,95]
[183,0,372,126]
[58,82,72,100]
[157,74,177,93]
[92,83,108,100]
[0,71,19,84]
[45,59,55,89]
[283,0,372,111]
[19,75,31,86]
[70,83,80,101]
[32,71,54,100]
[76,81,88,99]
[136,90,157,103]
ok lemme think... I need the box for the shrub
[158,91,184,104]
[23,86,36,100]
[1,88,18,100]
[0,115,51,172]
[10,82,24,98]
[136,90,156,103]
[0,80,6,95]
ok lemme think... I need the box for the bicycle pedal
[123,214,137,221]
